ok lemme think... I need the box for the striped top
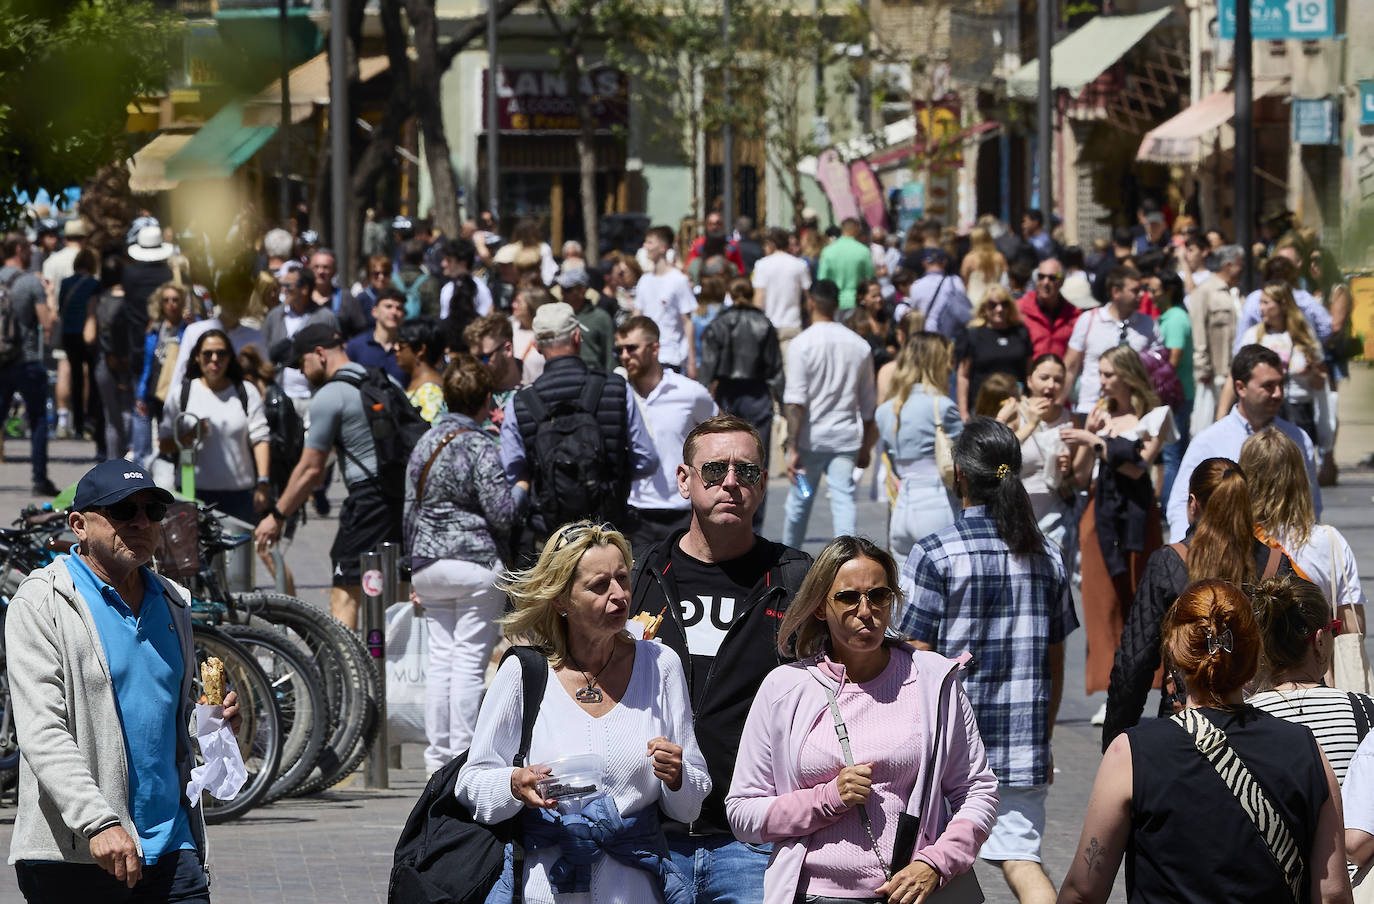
[1247,686,1374,784]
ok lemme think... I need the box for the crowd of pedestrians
[2,199,1370,904]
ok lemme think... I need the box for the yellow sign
[1351,276,1374,359]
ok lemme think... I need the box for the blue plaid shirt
[897,506,1078,786]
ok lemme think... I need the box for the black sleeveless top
[1125,706,1327,903]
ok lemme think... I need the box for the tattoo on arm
[1083,837,1106,872]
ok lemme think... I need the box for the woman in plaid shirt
[898,417,1078,904]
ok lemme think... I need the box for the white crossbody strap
[1171,708,1304,902]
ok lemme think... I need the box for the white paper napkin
[185,704,248,806]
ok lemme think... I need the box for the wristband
[256,476,270,486]
[270,506,287,522]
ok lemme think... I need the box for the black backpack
[0,269,26,369]
[518,373,622,530]
[327,366,430,496]
[388,646,548,904]
[262,382,305,492]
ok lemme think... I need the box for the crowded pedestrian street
[5,2,1374,904]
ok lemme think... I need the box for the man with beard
[253,324,403,629]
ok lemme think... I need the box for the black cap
[286,323,343,369]
[72,460,174,511]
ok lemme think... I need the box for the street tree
[0,0,181,224]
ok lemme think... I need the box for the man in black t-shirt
[629,414,811,904]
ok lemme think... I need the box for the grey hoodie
[4,558,207,866]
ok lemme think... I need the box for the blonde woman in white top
[456,522,709,904]
[1240,426,1368,688]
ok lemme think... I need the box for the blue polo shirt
[344,332,407,385]
[65,554,195,864]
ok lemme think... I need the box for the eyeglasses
[1034,272,1062,283]
[690,460,764,487]
[95,501,169,523]
[370,269,389,278]
[280,281,303,290]
[987,301,1010,310]
[614,343,641,356]
[831,587,896,610]
[161,294,182,304]
[200,348,230,360]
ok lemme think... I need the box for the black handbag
[388,646,548,904]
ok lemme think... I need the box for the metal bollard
[359,550,389,789]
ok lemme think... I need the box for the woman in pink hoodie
[726,536,998,904]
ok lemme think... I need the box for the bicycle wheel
[229,593,380,795]
[221,624,328,802]
[190,624,282,823]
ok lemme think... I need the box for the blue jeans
[17,848,209,903]
[1160,398,1193,507]
[0,361,49,483]
[783,450,858,548]
[666,833,770,904]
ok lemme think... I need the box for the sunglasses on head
[831,587,896,610]
[1035,272,1062,283]
[95,500,168,523]
[691,460,764,487]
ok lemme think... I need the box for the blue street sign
[1361,81,1374,127]
[1218,0,1336,40]
[1292,98,1338,145]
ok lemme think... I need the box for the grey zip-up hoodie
[4,558,207,866]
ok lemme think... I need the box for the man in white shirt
[1062,265,1158,414]
[782,279,878,548]
[1166,343,1320,542]
[616,315,718,558]
[751,227,811,350]
[635,225,697,378]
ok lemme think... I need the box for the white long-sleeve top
[455,640,710,904]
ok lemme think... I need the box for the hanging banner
[1218,0,1336,40]
[849,160,887,231]
[816,148,860,223]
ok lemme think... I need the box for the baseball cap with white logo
[71,460,174,511]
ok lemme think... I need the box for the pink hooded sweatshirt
[726,645,998,904]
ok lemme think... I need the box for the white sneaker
[1090,702,1107,726]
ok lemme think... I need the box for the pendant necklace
[570,646,616,704]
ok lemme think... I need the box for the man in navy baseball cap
[4,458,240,898]
[71,459,175,512]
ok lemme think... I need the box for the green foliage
[0,0,182,222]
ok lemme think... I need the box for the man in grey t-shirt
[253,323,400,629]
[0,235,59,494]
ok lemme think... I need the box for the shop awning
[1135,78,1287,163]
[164,101,276,181]
[127,134,193,194]
[1006,8,1173,99]
[242,51,393,127]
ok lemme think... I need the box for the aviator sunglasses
[831,587,896,610]
[691,460,764,488]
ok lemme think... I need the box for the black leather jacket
[698,305,785,401]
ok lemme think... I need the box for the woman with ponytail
[898,418,1076,897]
[1102,457,1295,746]
[1062,580,1351,904]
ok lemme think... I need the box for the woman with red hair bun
[1059,579,1352,904]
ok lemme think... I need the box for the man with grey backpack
[0,233,59,495]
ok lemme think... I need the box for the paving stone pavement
[2,366,1374,901]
